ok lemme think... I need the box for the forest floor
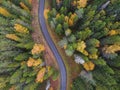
[31,0,60,90]
[44,0,81,90]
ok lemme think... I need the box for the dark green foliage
[10,70,22,84]
[55,24,63,35]
[76,28,92,40]
[51,8,57,17]
[72,77,87,90]
[86,47,98,54]
[86,38,100,47]
[93,58,106,66]
[52,71,59,81]
[63,0,72,8]
[14,53,30,61]
[0,17,15,26]
[108,56,120,67]
[101,35,120,45]
[16,42,34,49]
[63,22,69,30]
[103,53,118,59]
[56,14,65,24]
[60,7,67,14]
[0,40,16,51]
[75,8,84,19]
[52,0,57,9]
[24,82,39,90]
[0,51,20,61]
[0,61,20,69]
[72,76,95,90]
[93,69,116,86]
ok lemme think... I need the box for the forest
[47,0,120,90]
[0,0,58,90]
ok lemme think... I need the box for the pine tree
[0,50,20,61]
[72,77,87,90]
[0,17,15,26]
[76,28,92,40]
[86,38,100,47]
[101,35,120,45]
[52,0,57,9]
[14,52,30,61]
[23,82,39,90]
[0,40,16,51]
[63,0,72,8]
[55,24,63,35]
[10,69,22,84]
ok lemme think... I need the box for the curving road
[38,0,67,90]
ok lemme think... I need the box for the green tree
[55,24,63,35]
[63,0,72,8]
[60,7,67,14]
[52,0,57,8]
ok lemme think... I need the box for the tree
[55,24,63,35]
[76,29,92,40]
[101,35,120,45]
[60,7,67,14]
[63,22,69,30]
[56,14,65,24]
[75,8,84,18]
[52,0,57,8]
[63,0,72,8]
[52,71,59,81]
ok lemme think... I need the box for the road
[38,0,67,90]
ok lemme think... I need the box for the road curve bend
[38,0,67,90]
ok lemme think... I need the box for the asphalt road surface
[38,0,67,90]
